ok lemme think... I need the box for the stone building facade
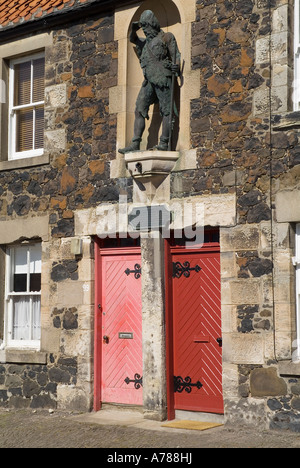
[0,0,300,431]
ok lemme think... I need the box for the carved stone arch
[110,0,199,176]
[131,0,181,31]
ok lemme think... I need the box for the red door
[94,243,143,409]
[166,238,223,416]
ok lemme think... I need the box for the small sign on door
[119,332,134,340]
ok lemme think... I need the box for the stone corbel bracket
[125,150,180,201]
[125,150,180,183]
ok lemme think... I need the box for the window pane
[12,245,42,292]
[16,108,33,152]
[12,296,41,341]
[30,274,41,292]
[35,106,44,149]
[32,58,45,103]
[29,245,41,292]
[14,274,27,293]
[12,296,30,341]
[14,247,27,274]
[30,245,42,273]
[8,245,42,345]
[32,297,41,340]
[12,247,27,292]
[14,60,31,107]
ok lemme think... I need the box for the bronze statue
[119,10,181,154]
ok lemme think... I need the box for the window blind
[10,54,45,156]
[33,58,45,103]
[14,60,31,107]
[35,106,44,150]
[16,108,33,153]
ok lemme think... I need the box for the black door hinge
[125,264,142,279]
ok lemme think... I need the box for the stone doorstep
[71,409,223,434]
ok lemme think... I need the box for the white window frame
[8,52,45,161]
[295,0,300,110]
[4,244,41,350]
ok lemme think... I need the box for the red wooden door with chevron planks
[100,253,143,406]
[171,248,224,414]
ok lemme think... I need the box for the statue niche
[119,9,181,155]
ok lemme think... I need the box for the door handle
[103,335,109,344]
[216,337,222,347]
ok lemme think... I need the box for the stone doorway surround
[75,193,236,420]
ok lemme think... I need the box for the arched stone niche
[110,0,199,176]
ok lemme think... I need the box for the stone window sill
[0,154,50,172]
[0,349,47,365]
[278,361,300,377]
[272,111,300,131]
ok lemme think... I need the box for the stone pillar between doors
[140,231,167,421]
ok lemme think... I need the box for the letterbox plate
[119,332,133,340]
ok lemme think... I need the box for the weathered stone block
[44,129,66,152]
[247,203,271,223]
[49,367,71,385]
[23,379,40,398]
[31,394,56,409]
[63,309,78,330]
[51,260,78,282]
[221,226,259,252]
[0,216,49,244]
[57,384,91,412]
[45,84,67,108]
[223,333,264,364]
[250,367,287,397]
[248,258,273,277]
[256,37,270,64]
[276,190,300,222]
[224,397,268,428]
[221,252,236,279]
[230,280,260,304]
[253,87,270,115]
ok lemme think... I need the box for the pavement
[2,407,300,449]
